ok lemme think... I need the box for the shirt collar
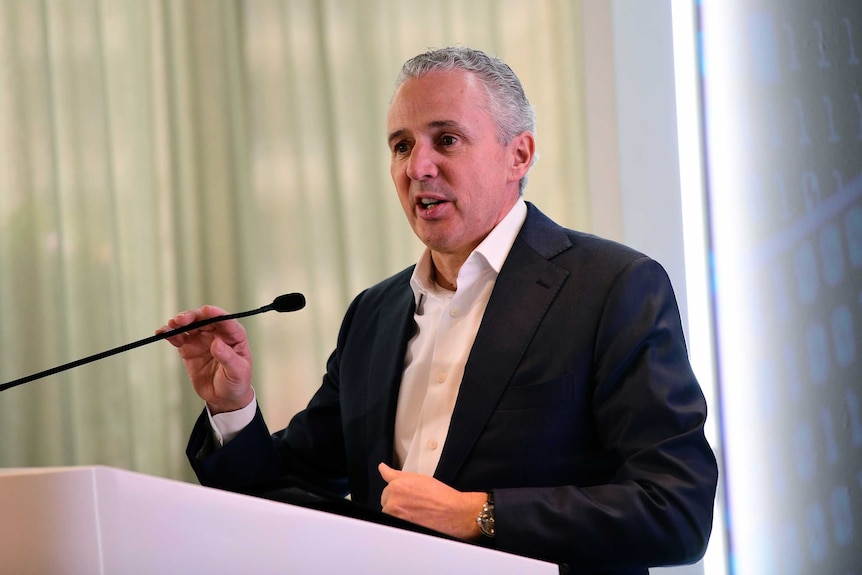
[410,199,527,305]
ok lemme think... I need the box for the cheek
[391,159,412,183]
[390,167,406,194]
[391,172,413,213]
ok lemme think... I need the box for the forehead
[386,69,493,133]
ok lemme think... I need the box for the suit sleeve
[493,256,718,571]
[186,300,360,498]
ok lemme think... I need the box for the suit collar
[517,202,575,260]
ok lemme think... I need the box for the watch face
[477,500,495,538]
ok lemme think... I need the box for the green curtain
[0,0,588,482]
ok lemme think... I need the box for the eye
[439,134,458,147]
[392,141,411,155]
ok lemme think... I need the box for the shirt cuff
[207,390,257,447]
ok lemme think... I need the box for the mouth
[418,197,446,210]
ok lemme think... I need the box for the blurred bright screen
[699,1,862,572]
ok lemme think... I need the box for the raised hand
[158,305,253,414]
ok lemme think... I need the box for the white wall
[581,1,707,574]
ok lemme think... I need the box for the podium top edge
[0,465,114,477]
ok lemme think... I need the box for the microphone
[0,293,306,393]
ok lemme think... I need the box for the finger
[171,308,210,329]
[158,306,239,348]
[164,306,231,330]
[204,311,248,347]
[157,313,197,347]
[378,462,400,483]
[157,309,207,341]
[155,328,187,349]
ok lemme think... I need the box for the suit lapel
[364,279,415,492]
[434,204,572,484]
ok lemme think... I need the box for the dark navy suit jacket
[188,203,718,574]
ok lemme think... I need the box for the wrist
[475,491,495,539]
[206,388,255,415]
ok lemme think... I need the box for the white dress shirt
[211,200,528,478]
[394,200,527,475]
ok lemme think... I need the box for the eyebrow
[387,120,465,146]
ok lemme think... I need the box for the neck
[426,196,521,292]
[430,252,463,291]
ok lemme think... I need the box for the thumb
[211,337,235,364]
[378,462,400,483]
[210,338,248,381]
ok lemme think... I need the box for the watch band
[476,491,495,538]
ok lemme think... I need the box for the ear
[507,131,536,183]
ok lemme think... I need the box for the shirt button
[436,373,447,383]
[450,308,460,317]
[427,439,438,450]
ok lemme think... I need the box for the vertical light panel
[671,2,726,574]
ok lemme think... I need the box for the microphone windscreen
[272,293,306,312]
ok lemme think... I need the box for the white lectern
[0,466,556,574]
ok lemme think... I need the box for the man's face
[386,69,528,261]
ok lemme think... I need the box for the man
[160,47,717,573]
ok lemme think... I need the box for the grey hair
[395,47,537,194]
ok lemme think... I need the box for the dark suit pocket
[496,374,575,410]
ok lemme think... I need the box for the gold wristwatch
[476,491,495,538]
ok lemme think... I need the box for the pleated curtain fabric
[0,0,588,482]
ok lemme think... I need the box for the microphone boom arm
[0,293,305,393]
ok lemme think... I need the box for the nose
[405,141,439,181]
